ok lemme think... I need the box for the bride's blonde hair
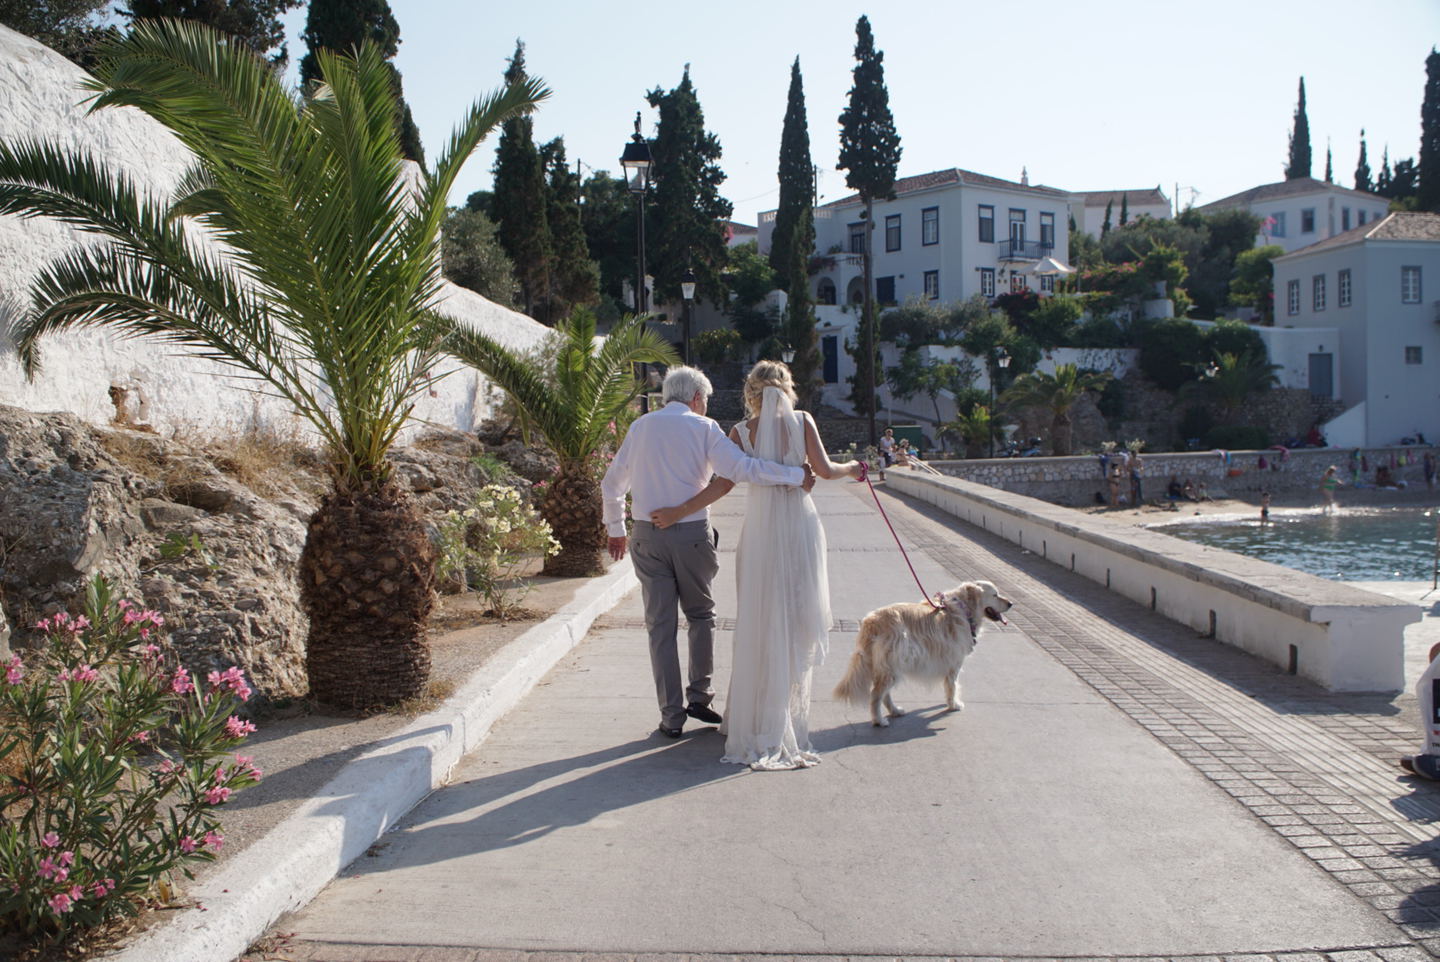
[742,360,797,417]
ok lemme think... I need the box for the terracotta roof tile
[1074,187,1169,208]
[1197,176,1385,211]
[1274,212,1440,259]
[818,166,1064,209]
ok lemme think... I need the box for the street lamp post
[680,267,696,365]
[989,346,1010,458]
[620,113,653,406]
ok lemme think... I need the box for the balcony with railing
[995,238,1054,261]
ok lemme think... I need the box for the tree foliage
[1354,129,1373,193]
[1230,245,1284,320]
[442,207,518,308]
[298,0,422,162]
[1286,76,1311,180]
[492,40,553,321]
[646,66,733,305]
[770,57,814,290]
[1000,363,1112,456]
[540,137,600,317]
[121,0,300,66]
[579,171,635,320]
[0,0,112,64]
[1421,48,1440,211]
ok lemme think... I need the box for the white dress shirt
[602,401,805,538]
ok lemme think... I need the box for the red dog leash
[854,460,945,611]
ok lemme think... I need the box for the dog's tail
[832,648,871,705]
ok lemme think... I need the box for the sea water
[1155,506,1440,582]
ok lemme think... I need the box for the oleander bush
[435,484,560,617]
[0,576,260,941]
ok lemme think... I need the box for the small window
[1039,211,1055,249]
[1010,272,1027,294]
[921,207,939,246]
[1403,266,1423,303]
[1342,207,1351,231]
[848,221,866,254]
[1338,269,1352,307]
[923,270,939,300]
[1040,274,1055,293]
[1358,210,1368,225]
[885,214,901,252]
[1287,279,1300,315]
[1271,212,1287,238]
[980,267,995,297]
[876,275,896,304]
[978,205,994,243]
[816,277,836,305]
[1406,346,1423,364]
[1312,274,1326,312]
[1301,208,1316,233]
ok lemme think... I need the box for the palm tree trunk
[1053,412,1074,457]
[300,483,436,708]
[540,465,606,577]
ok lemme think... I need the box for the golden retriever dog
[834,581,1012,727]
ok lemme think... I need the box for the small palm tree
[0,21,545,707]
[1182,350,1281,423]
[946,404,994,460]
[440,310,679,576]
[999,363,1112,456]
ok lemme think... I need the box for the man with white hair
[603,365,814,739]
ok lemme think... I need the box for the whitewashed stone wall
[0,25,547,440]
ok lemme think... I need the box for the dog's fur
[833,581,1013,727]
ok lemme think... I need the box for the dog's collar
[949,597,980,640]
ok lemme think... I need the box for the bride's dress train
[721,387,831,771]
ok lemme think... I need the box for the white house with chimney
[1270,211,1440,447]
[1197,177,1390,255]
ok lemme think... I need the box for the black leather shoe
[657,725,683,739]
[686,703,722,725]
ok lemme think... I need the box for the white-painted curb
[97,562,638,962]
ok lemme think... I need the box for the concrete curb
[98,562,639,962]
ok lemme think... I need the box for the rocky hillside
[0,404,555,707]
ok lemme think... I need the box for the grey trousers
[629,520,719,729]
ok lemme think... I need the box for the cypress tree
[540,137,600,318]
[299,0,422,162]
[492,41,553,322]
[1324,143,1333,183]
[1377,147,1393,197]
[784,206,822,410]
[1355,130,1373,192]
[1286,76,1311,180]
[836,14,901,442]
[646,66,733,305]
[1102,199,1113,235]
[1420,48,1440,211]
[1119,192,1129,226]
[770,57,813,289]
[121,0,300,65]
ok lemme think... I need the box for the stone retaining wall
[923,446,1438,506]
[885,470,1420,691]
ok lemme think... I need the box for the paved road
[263,480,1440,961]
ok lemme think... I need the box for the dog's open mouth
[984,606,1009,625]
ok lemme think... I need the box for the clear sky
[280,0,1439,224]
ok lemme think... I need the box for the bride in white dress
[652,361,863,770]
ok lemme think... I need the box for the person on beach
[1259,490,1271,524]
[1319,465,1342,513]
[1424,451,1436,491]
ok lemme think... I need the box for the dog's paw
[945,700,964,712]
[887,705,906,717]
[872,716,890,727]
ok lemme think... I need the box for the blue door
[1308,353,1333,398]
[822,336,838,383]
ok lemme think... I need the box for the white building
[758,167,1072,410]
[1197,177,1390,255]
[1068,187,1171,238]
[1271,211,1440,447]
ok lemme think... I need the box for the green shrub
[1203,424,1270,450]
[0,577,260,941]
[693,328,743,365]
[1178,405,1215,448]
[436,484,560,616]
[1137,318,1206,391]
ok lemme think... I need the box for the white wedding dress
[721,386,831,770]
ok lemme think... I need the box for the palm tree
[999,363,1112,456]
[440,310,678,576]
[945,405,994,460]
[0,21,546,708]
[1181,350,1281,423]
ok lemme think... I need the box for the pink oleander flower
[58,851,73,868]
[92,881,110,898]
[5,655,21,685]
[157,760,178,775]
[179,836,197,853]
[233,754,262,779]
[118,599,132,610]
[171,667,194,695]
[57,665,97,683]
[38,857,59,880]
[34,617,52,632]
[71,616,90,632]
[48,892,72,913]
[207,666,252,702]
[68,884,82,901]
[224,716,256,739]
[203,831,224,852]
[142,643,161,657]
[40,832,59,849]
[204,785,231,805]
[129,730,150,743]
